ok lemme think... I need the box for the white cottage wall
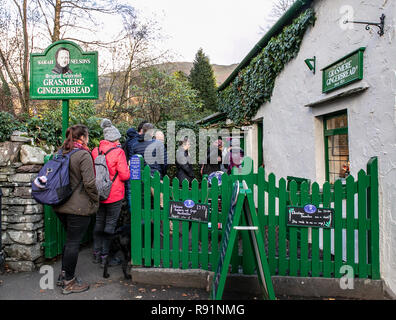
[253,0,396,294]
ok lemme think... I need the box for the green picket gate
[130,156,380,280]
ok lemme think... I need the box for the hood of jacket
[126,128,139,139]
[98,139,121,153]
[137,133,148,142]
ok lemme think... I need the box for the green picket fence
[130,156,380,279]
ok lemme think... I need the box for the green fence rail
[130,156,380,279]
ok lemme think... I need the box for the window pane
[326,113,348,130]
[327,132,349,183]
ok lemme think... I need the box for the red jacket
[92,140,130,204]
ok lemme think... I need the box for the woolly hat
[101,118,121,142]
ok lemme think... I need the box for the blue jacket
[130,136,168,178]
[125,128,139,160]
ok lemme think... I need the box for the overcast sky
[127,0,278,65]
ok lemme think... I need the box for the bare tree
[34,0,132,44]
[0,0,136,115]
[259,0,296,34]
[97,13,170,121]
[0,0,38,115]
[270,0,296,18]
[0,0,167,118]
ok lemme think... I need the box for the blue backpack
[32,149,81,206]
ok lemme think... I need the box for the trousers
[93,200,122,255]
[56,212,91,280]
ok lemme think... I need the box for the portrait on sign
[52,47,73,75]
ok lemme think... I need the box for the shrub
[0,111,23,142]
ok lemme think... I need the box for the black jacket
[202,147,221,175]
[176,149,194,185]
[124,128,139,160]
[130,136,168,178]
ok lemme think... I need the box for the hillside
[98,61,238,102]
[155,62,238,86]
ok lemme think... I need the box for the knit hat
[101,118,121,142]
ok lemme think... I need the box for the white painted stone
[19,145,47,165]
[7,221,44,231]
[24,204,43,214]
[2,196,37,205]
[6,261,35,272]
[10,131,33,143]
[7,173,37,183]
[8,230,36,245]
[0,141,21,165]
[5,243,41,261]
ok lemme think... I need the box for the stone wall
[0,131,48,271]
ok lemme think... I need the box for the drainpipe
[218,0,314,92]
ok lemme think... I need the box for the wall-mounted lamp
[304,56,316,74]
[343,13,385,36]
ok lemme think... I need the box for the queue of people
[53,120,244,295]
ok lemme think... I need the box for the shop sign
[322,47,365,93]
[30,40,98,100]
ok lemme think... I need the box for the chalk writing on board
[169,200,209,223]
[287,205,334,228]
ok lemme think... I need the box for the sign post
[62,100,69,140]
[130,154,144,266]
[30,40,98,138]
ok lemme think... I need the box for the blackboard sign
[211,181,275,300]
[212,182,240,299]
[130,155,141,180]
[287,205,334,228]
[169,200,209,223]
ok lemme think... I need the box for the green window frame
[324,111,349,184]
[257,121,263,167]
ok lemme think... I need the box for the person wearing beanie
[91,119,130,267]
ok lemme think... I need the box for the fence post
[130,155,143,266]
[367,157,380,279]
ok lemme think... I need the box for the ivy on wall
[218,8,315,124]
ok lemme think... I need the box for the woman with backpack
[92,119,130,267]
[53,124,99,295]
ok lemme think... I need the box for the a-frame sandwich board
[211,181,275,300]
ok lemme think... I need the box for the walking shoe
[92,251,101,264]
[56,270,66,286]
[62,277,89,295]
